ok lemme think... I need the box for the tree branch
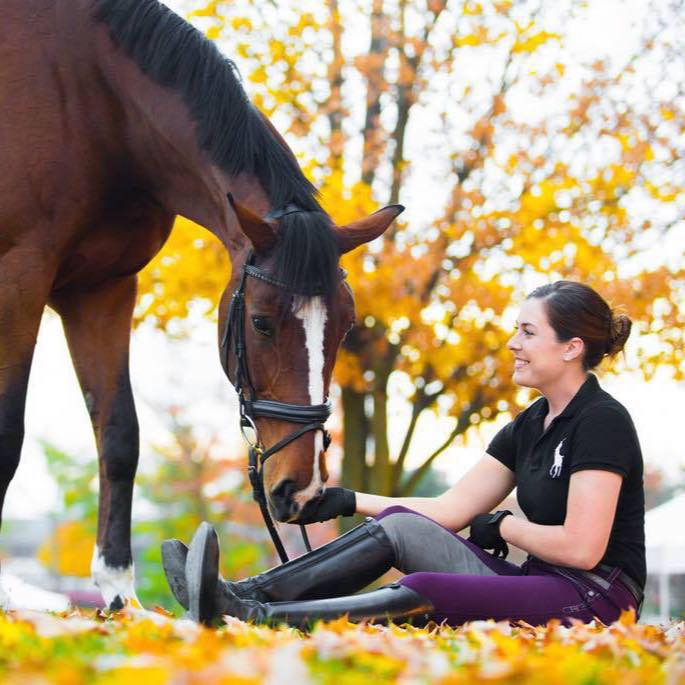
[391,380,442,490]
[399,390,484,496]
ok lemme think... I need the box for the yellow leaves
[230,17,253,32]
[586,164,637,202]
[454,27,489,48]
[98,666,170,685]
[644,181,681,203]
[494,0,513,12]
[188,1,220,19]
[333,349,366,393]
[317,173,377,227]
[37,520,95,578]
[188,1,225,42]
[512,30,562,54]
[463,2,483,16]
[120,619,177,655]
[135,216,230,330]
[0,607,681,682]
[248,65,268,85]
[288,12,318,37]
[518,178,574,221]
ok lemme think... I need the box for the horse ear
[227,193,277,253]
[334,205,404,255]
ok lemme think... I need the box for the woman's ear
[563,337,585,362]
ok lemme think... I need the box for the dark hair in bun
[607,313,632,357]
[527,281,632,370]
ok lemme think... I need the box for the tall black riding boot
[183,522,434,628]
[220,583,435,629]
[163,517,396,616]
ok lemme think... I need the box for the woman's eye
[251,316,273,337]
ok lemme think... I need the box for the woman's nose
[507,333,520,350]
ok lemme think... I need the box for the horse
[0,0,403,610]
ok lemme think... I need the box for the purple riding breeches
[374,506,640,628]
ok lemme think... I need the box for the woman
[163,281,645,628]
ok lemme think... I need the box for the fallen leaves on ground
[0,606,682,684]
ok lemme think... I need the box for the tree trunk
[369,383,393,495]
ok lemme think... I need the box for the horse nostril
[271,478,296,500]
[269,479,299,521]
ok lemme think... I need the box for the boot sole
[186,522,220,626]
[161,539,189,610]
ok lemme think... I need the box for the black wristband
[489,509,513,534]
[341,489,357,516]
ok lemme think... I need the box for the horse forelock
[270,212,340,303]
[92,0,321,210]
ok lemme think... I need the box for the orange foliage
[37,521,95,578]
[134,1,685,496]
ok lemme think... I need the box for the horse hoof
[162,539,190,610]
[186,522,220,626]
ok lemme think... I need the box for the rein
[221,248,335,563]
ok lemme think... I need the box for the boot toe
[161,539,190,610]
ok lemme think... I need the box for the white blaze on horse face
[91,546,141,609]
[293,296,327,507]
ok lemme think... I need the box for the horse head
[220,196,403,522]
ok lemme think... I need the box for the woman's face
[507,297,579,390]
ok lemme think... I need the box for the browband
[243,262,348,296]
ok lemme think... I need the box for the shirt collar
[529,373,600,421]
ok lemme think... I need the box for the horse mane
[92,0,320,213]
[93,0,339,298]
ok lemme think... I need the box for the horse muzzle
[269,478,325,522]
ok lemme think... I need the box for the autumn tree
[140,0,685,518]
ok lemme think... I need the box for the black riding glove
[467,510,513,559]
[294,487,356,524]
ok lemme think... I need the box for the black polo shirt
[487,373,646,589]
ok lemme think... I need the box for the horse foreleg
[50,276,141,610]
[0,248,53,608]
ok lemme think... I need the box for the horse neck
[90,23,268,258]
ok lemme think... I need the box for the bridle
[221,237,340,562]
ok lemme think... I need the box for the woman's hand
[294,487,357,524]
[467,510,513,559]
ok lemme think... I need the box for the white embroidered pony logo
[549,439,565,478]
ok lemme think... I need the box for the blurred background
[2,0,684,622]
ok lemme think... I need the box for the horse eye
[251,315,274,337]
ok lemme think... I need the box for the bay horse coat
[0,0,402,609]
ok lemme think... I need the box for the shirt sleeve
[486,420,517,472]
[568,405,639,479]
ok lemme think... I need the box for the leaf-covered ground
[0,607,683,684]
